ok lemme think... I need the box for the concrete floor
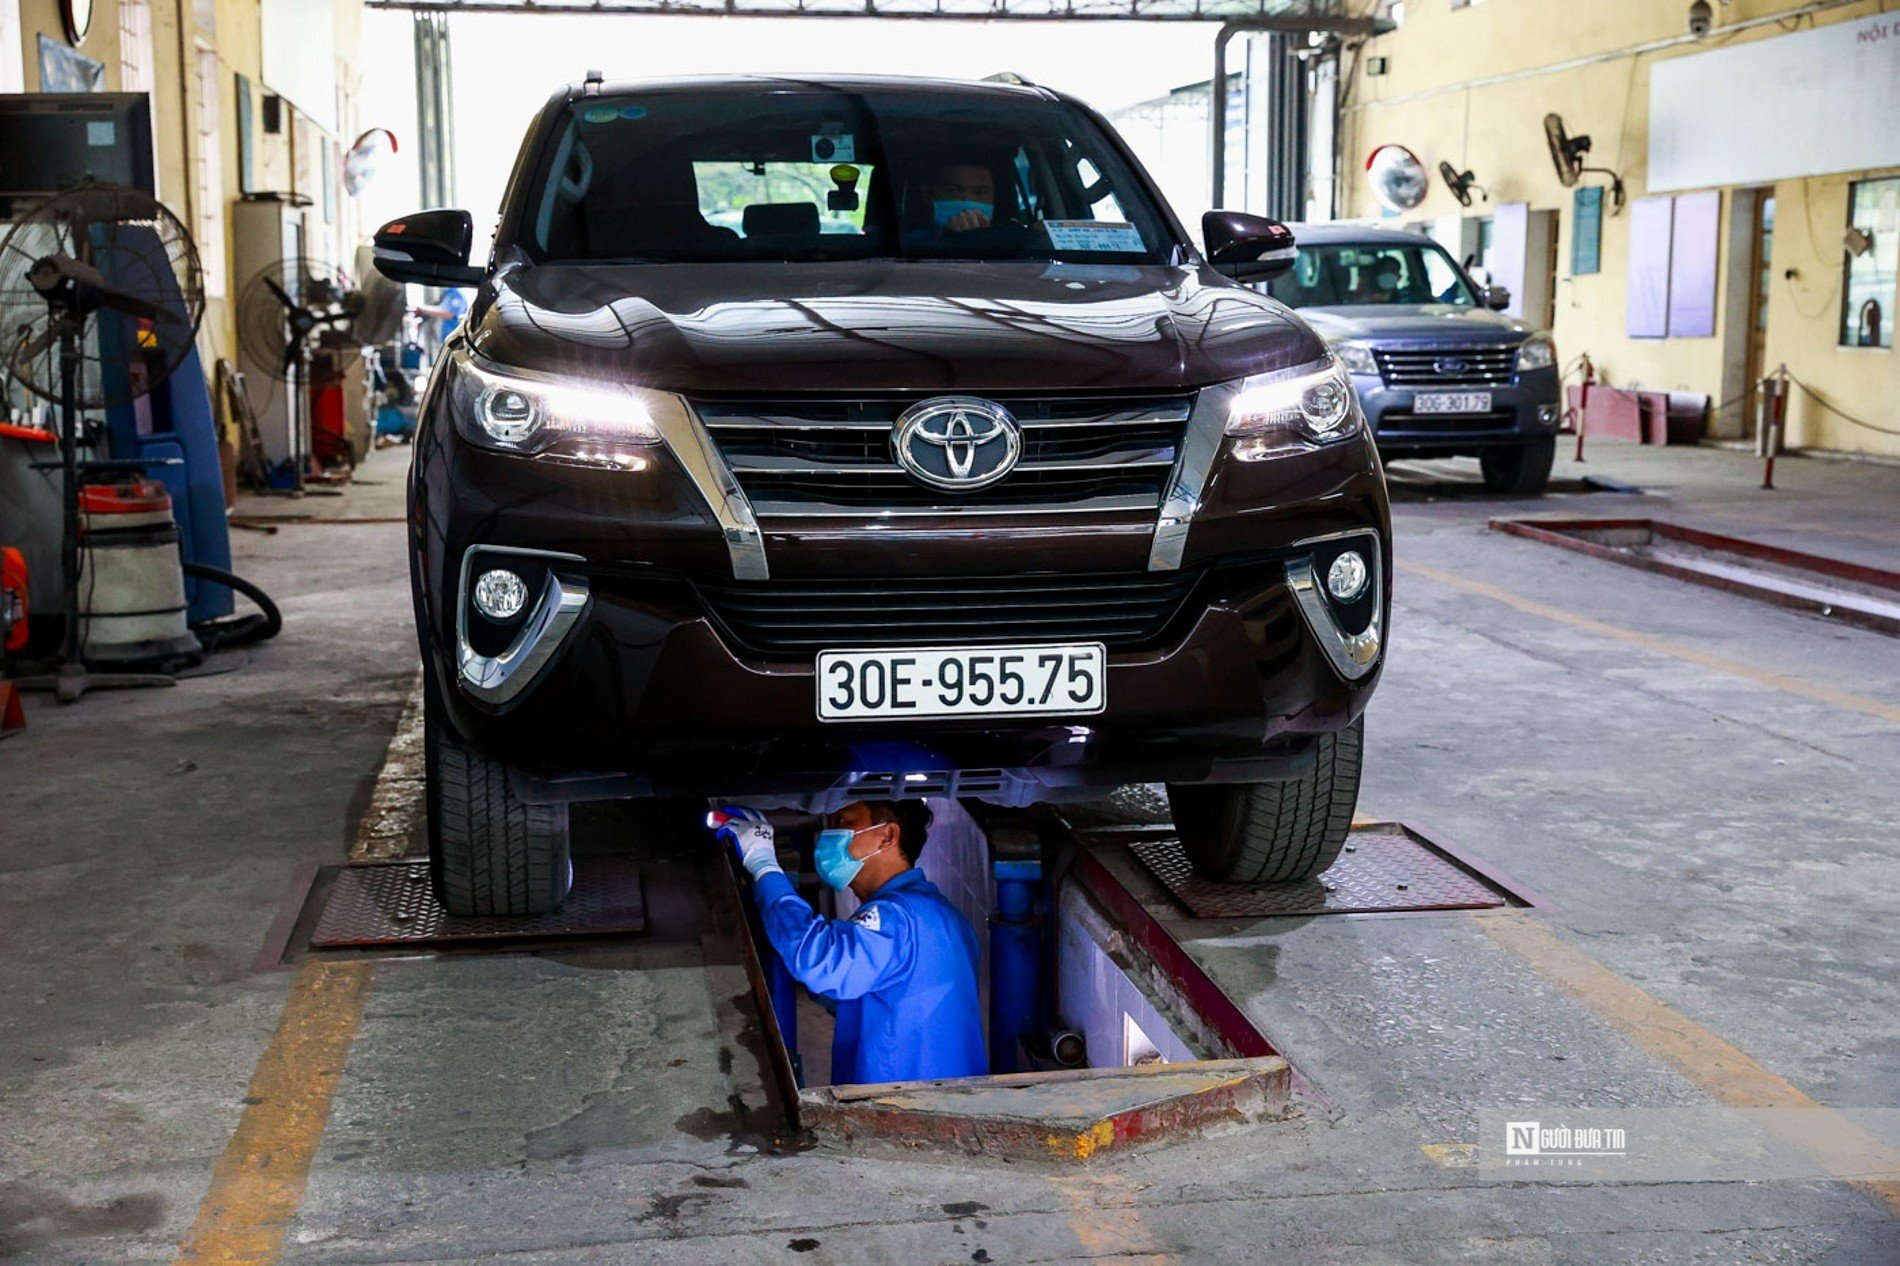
[2,440,1897,1263]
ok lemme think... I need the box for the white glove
[716,806,782,880]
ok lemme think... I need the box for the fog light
[1537,404,1561,428]
[1326,551,1369,602]
[473,568,529,621]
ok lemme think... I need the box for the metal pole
[1760,367,1787,491]
[1209,23,1240,211]
[58,326,81,669]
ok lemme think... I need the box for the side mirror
[372,209,485,287]
[1484,284,1512,311]
[1203,210,1297,282]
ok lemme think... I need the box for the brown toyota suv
[374,73,1390,916]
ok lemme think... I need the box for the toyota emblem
[892,397,1022,491]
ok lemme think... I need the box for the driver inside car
[931,161,997,234]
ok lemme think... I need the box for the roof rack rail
[582,68,604,96]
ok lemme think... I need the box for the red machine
[2,546,25,652]
[1,545,24,738]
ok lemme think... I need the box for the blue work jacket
[752,867,987,1086]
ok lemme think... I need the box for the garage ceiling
[365,0,1380,24]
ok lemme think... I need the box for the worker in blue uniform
[716,800,988,1086]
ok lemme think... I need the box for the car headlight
[445,352,663,466]
[1329,341,1378,376]
[1517,334,1557,371]
[1225,356,1360,458]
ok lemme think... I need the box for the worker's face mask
[815,824,888,891]
[932,199,993,232]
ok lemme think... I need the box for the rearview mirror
[372,209,485,287]
[1483,284,1512,311]
[1203,211,1297,282]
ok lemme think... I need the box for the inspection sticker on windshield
[1043,220,1145,252]
[817,643,1106,722]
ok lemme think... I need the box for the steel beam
[367,0,1387,21]
[1207,13,1385,211]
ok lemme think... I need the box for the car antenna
[582,68,604,97]
[981,71,1034,86]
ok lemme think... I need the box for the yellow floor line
[174,959,373,1265]
[1399,561,1900,725]
[1051,1174,1174,1264]
[1479,910,1900,1214]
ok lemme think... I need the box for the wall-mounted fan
[1544,113,1626,212]
[1438,161,1488,208]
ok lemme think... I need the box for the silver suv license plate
[817,643,1107,722]
[1414,390,1492,414]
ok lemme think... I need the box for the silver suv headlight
[1517,333,1557,371]
[1224,356,1361,459]
[443,350,665,468]
[1328,341,1378,376]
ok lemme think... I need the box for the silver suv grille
[693,395,1194,519]
[1373,345,1519,388]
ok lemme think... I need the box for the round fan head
[0,181,204,411]
[236,257,361,404]
[1438,160,1474,208]
[1545,113,1583,188]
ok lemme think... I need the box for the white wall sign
[259,0,336,133]
[1650,13,1900,193]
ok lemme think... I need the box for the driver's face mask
[932,199,994,232]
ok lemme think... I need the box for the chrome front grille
[1373,345,1519,388]
[693,395,1194,518]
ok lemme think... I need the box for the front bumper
[430,537,1383,808]
[1355,365,1561,457]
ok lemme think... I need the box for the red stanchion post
[1759,367,1787,491]
[1573,353,1594,463]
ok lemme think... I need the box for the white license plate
[816,643,1107,722]
[1414,391,1492,414]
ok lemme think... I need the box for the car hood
[466,260,1325,395]
[1295,304,1533,345]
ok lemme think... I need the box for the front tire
[1480,437,1555,495]
[1166,719,1364,884]
[425,681,573,917]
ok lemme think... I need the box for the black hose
[184,561,283,651]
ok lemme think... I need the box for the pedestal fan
[0,181,204,701]
[236,257,361,488]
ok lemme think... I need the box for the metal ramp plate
[1125,822,1526,919]
[801,1057,1290,1162]
[311,857,647,948]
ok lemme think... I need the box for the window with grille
[193,46,227,298]
[117,0,152,92]
[1841,177,1897,349]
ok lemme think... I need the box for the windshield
[521,88,1175,266]
[1267,241,1477,308]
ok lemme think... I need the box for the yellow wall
[1340,0,1898,457]
[12,0,367,374]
